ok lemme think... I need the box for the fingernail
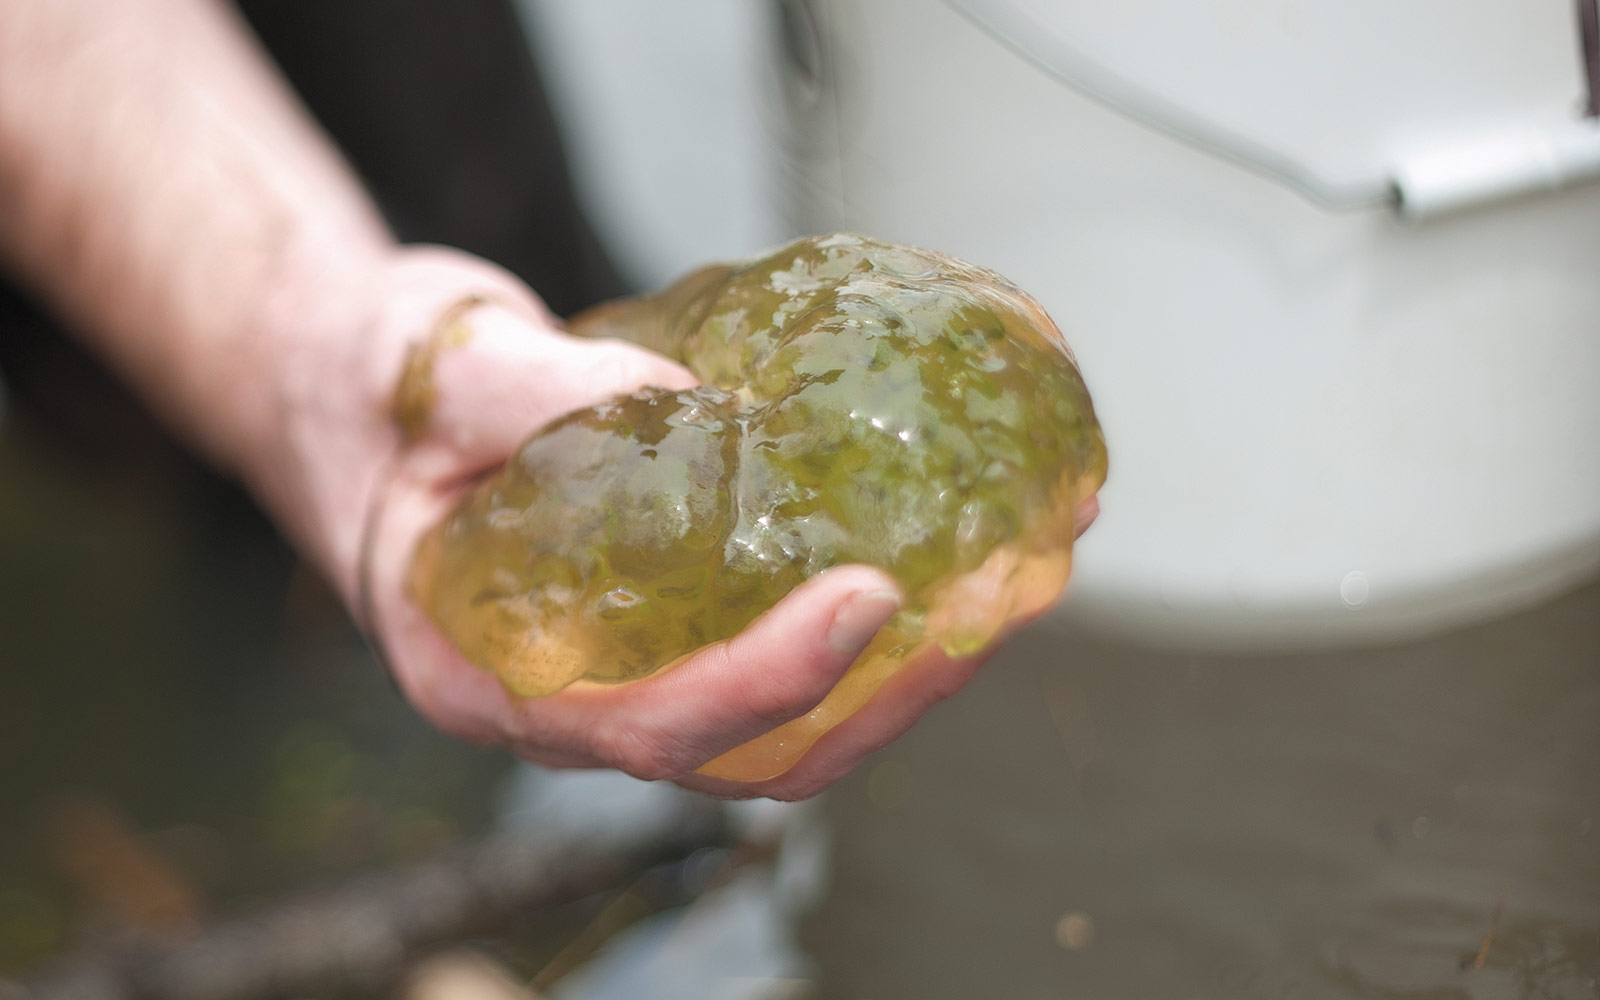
[827,589,902,656]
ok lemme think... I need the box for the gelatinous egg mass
[409,234,1107,779]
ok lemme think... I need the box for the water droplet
[1340,570,1370,608]
[1055,912,1095,950]
[596,586,644,620]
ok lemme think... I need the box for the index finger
[503,565,903,781]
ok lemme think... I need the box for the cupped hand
[271,245,1096,800]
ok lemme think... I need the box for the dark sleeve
[233,0,627,315]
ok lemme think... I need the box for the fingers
[410,303,698,481]
[692,643,995,800]
[567,496,1098,788]
[382,245,554,326]
[372,470,909,787]
[358,476,512,746]
[382,490,1103,793]
[495,566,902,782]
[1075,494,1100,538]
[372,245,698,484]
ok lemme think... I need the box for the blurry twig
[527,829,783,992]
[41,793,205,937]
[1040,677,1100,780]
[12,800,730,1000]
[1459,889,1508,972]
[526,874,658,993]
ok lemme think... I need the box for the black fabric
[233,0,626,314]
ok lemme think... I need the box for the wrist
[235,237,398,604]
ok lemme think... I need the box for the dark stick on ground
[8,801,730,1000]
[1459,889,1509,972]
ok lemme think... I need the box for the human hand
[5,0,1019,798]
[263,245,1096,800]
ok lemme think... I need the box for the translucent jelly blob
[409,234,1107,781]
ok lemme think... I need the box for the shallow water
[804,580,1599,999]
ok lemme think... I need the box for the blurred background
[1,0,1596,997]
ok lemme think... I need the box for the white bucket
[774,0,1600,649]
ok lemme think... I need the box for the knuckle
[744,674,819,728]
[598,722,692,783]
[589,346,653,395]
[765,774,831,802]
[417,699,499,747]
[595,340,692,394]
[721,643,827,727]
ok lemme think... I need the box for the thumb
[412,301,699,477]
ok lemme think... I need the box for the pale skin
[0,0,1096,799]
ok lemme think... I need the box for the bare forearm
[0,0,393,479]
